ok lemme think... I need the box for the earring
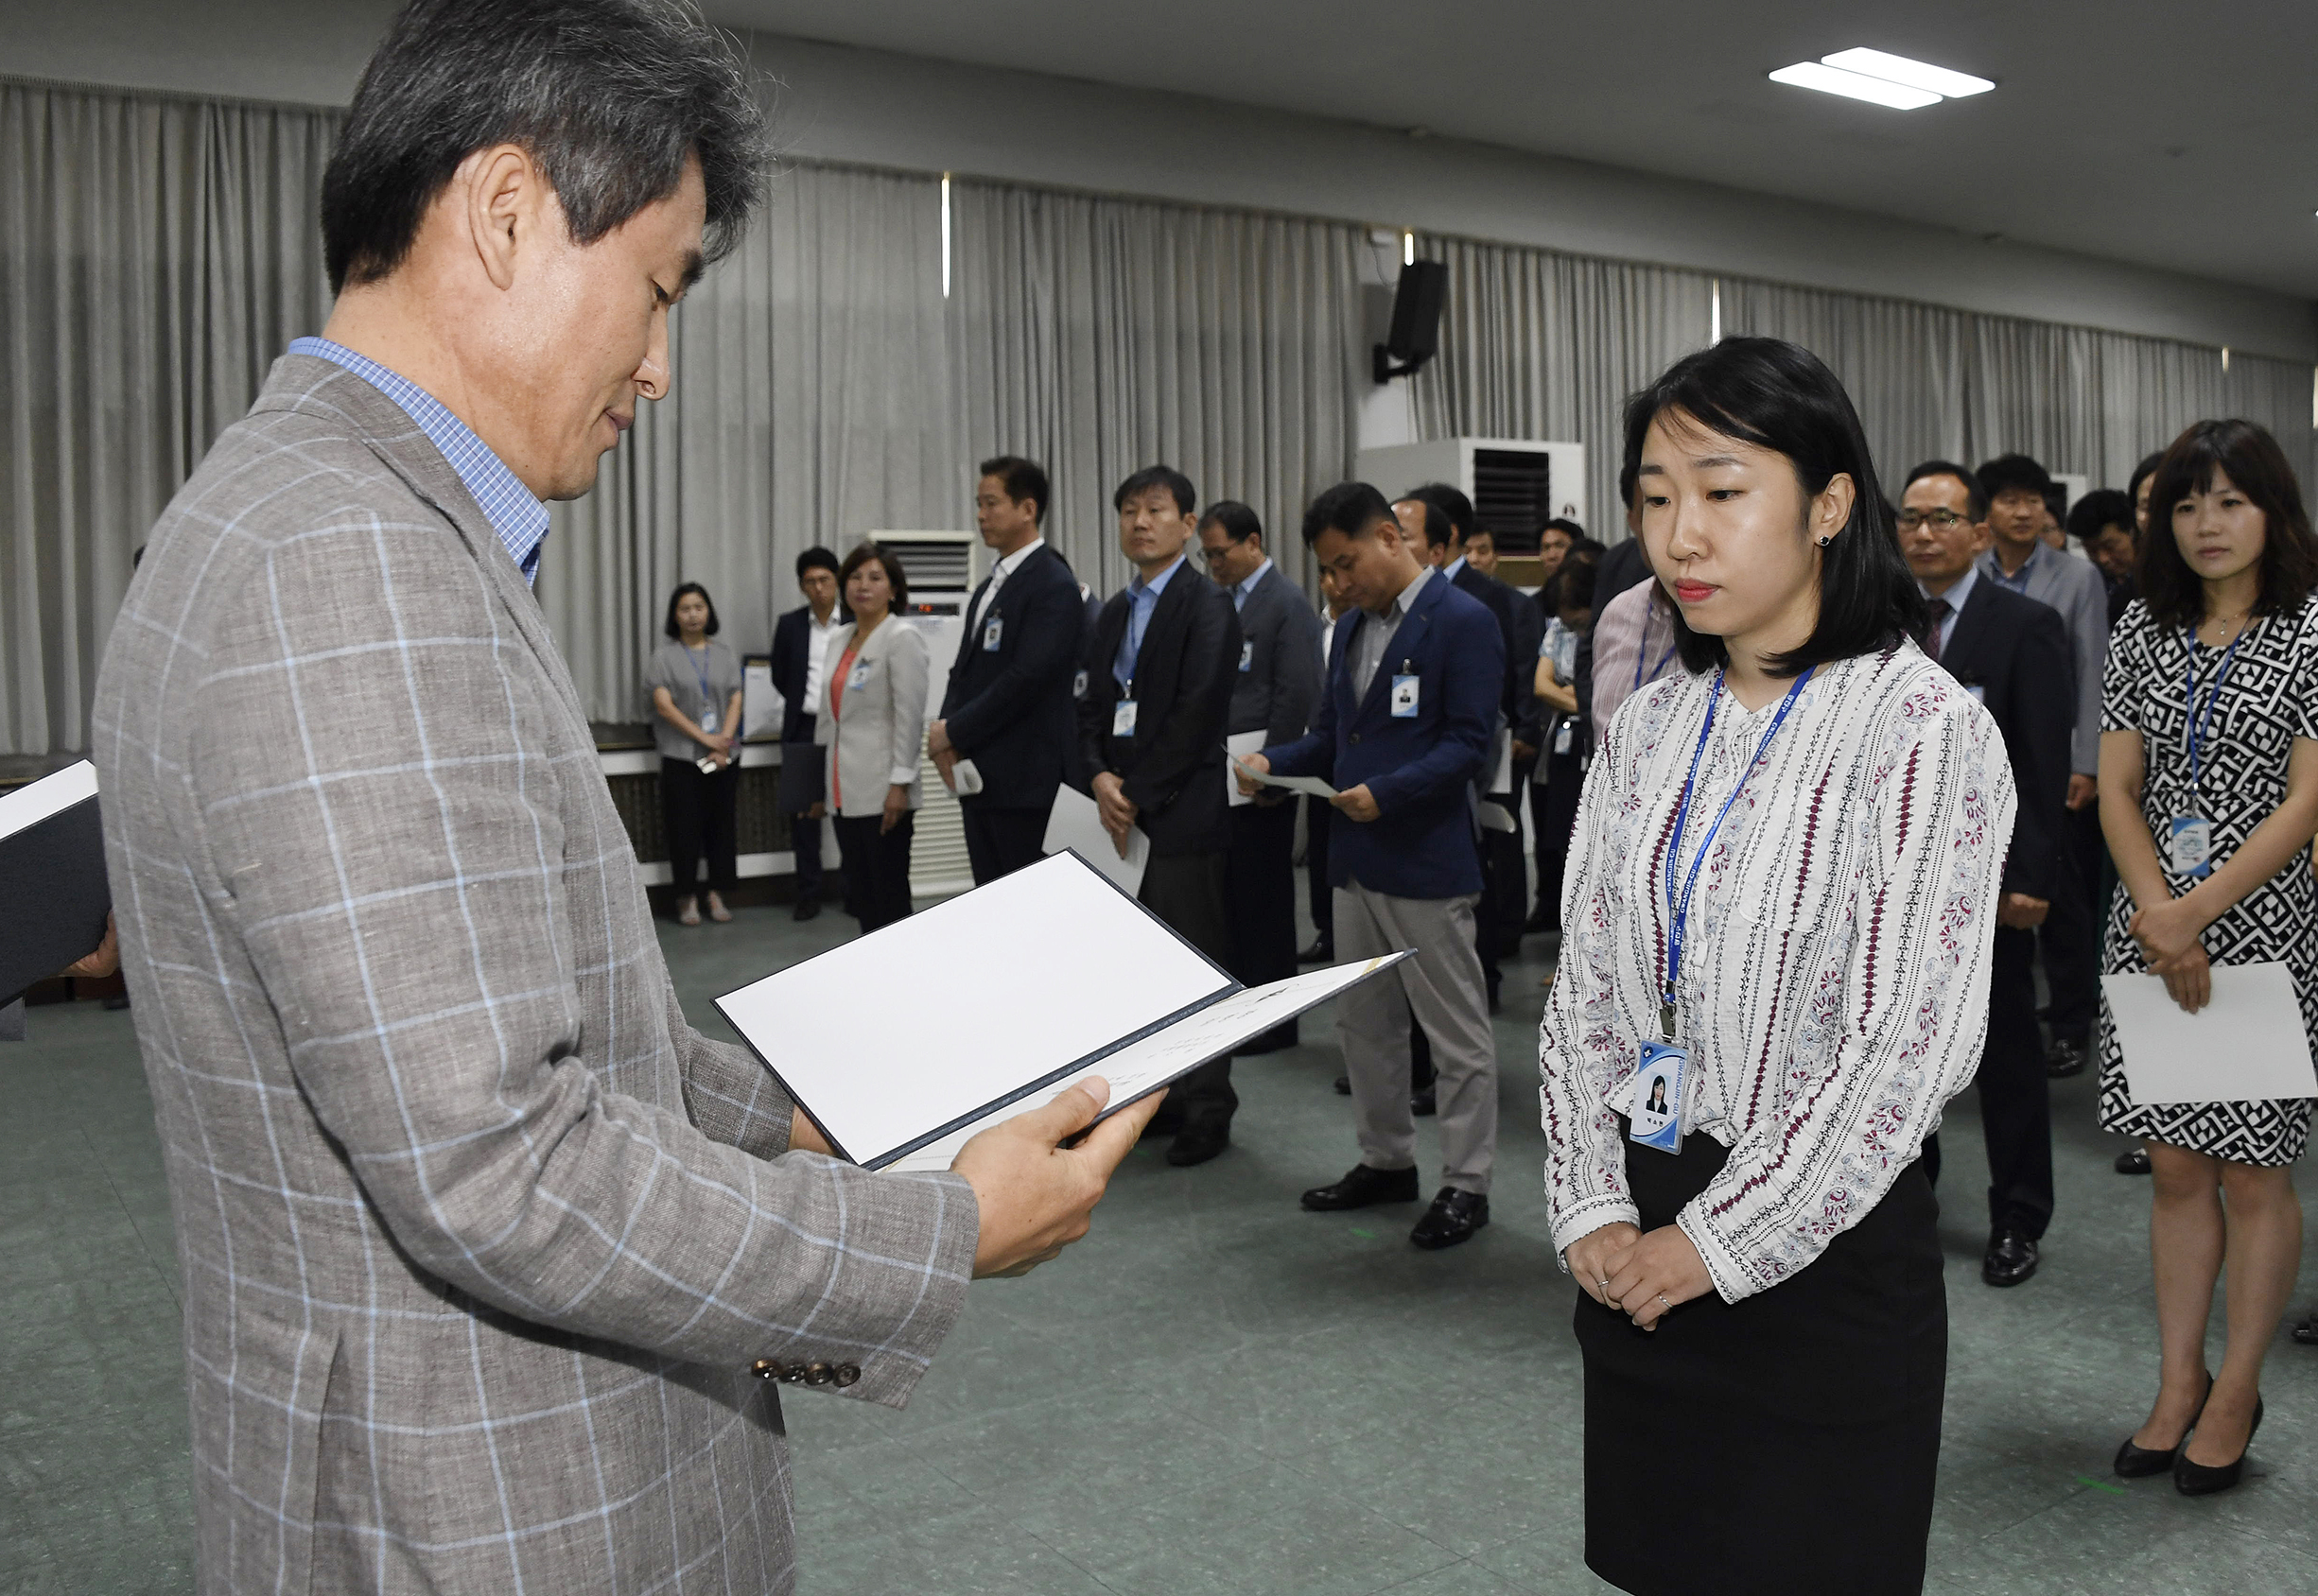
[1817,535,1833,547]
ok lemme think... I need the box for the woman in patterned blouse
[1540,338,2013,1595]
[2099,419,2318,1496]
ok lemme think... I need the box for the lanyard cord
[2184,621,2251,809]
[1659,666,1816,1041]
[1632,633,1681,693]
[687,643,718,713]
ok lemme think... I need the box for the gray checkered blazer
[93,356,978,1594]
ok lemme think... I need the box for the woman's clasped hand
[1566,1221,1715,1331]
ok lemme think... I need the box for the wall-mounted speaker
[1373,259,1447,383]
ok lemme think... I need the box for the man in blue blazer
[1902,460,2073,1290]
[1240,482,1504,1249]
[931,456,1087,885]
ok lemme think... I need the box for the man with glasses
[1901,462,2074,1288]
[1978,454,2110,1084]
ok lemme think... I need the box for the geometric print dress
[2097,592,2318,1164]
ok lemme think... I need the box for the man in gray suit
[1977,453,2109,1080]
[1198,500,1322,1078]
[90,5,1157,1592]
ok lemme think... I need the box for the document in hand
[1042,782,1146,895]
[0,761,110,1006]
[1229,753,1337,801]
[2104,963,2318,1105]
[714,850,1408,1171]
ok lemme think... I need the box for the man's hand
[1512,740,1538,762]
[1996,892,2049,929]
[2066,773,2098,811]
[1233,752,1270,797]
[1332,784,1382,824]
[1092,772,1138,855]
[1567,1222,1641,1309]
[928,719,953,759]
[788,1110,833,1157]
[61,914,118,980]
[953,1078,1165,1277]
[933,747,959,791]
[1601,1223,1714,1331]
[807,801,826,821]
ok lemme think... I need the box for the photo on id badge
[1630,1042,1685,1154]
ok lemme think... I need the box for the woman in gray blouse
[646,583,745,926]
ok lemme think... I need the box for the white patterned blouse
[1538,642,2016,1302]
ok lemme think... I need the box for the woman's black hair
[1621,337,1926,677]
[2135,419,2318,631]
[663,581,719,639]
[838,540,911,616]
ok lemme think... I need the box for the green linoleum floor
[6,894,2316,1595]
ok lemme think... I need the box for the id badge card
[1389,674,1420,718]
[1112,699,1139,737]
[2168,815,2214,877]
[1239,640,1254,673]
[1629,1041,1687,1154]
[848,660,872,690]
[1553,719,1574,755]
[697,706,719,734]
[983,617,1003,651]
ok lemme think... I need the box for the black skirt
[1576,1130,1945,1596]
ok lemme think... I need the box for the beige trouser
[1332,881,1498,1193]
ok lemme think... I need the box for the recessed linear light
[1769,61,1942,110]
[1821,48,1994,100]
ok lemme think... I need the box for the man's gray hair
[322,0,769,293]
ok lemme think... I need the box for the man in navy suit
[1241,482,1504,1249]
[1082,466,1245,1167]
[769,546,845,919]
[1902,460,2073,1289]
[931,456,1087,886]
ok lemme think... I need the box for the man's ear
[462,144,547,292]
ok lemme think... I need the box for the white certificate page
[2104,962,2318,1105]
[716,852,1230,1166]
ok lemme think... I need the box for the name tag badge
[1239,639,1254,673]
[1553,719,1574,755]
[1629,1041,1688,1154]
[1389,674,1420,718]
[2168,815,2215,877]
[848,660,872,689]
[1112,699,1139,737]
[983,617,1003,651]
[697,707,719,734]
[1072,668,1089,701]
[1966,683,1986,703]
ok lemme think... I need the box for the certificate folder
[714,850,1406,1171]
[0,761,110,1007]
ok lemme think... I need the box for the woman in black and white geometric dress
[2098,418,2318,1497]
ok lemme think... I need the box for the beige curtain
[947,181,1365,597]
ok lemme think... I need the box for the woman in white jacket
[816,543,929,932]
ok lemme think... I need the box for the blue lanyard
[686,644,717,706]
[1659,667,1815,1041]
[1632,634,1680,693]
[2184,622,2250,807]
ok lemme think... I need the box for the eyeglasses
[1197,545,1238,564]
[1895,509,1971,530]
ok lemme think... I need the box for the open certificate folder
[715,851,1407,1170]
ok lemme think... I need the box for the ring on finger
[1656,1293,1671,1310]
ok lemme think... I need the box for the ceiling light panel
[1821,47,1994,99]
[1768,61,1942,111]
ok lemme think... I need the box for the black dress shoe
[1301,1164,1420,1211]
[2115,1373,2212,1478]
[2175,1396,2263,1496]
[1410,1087,1437,1118]
[1333,1074,1351,1095]
[1298,938,1333,964]
[2117,1147,2152,1174]
[1410,1188,1490,1250]
[1166,1122,1229,1168]
[1982,1229,2039,1287]
[1142,1102,1187,1140]
[2046,1037,2087,1078]
[793,897,821,922]
[2291,1314,2318,1346]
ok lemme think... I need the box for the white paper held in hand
[1229,752,1337,801]
[1225,731,1266,808]
[2103,962,2318,1105]
[1042,784,1146,894]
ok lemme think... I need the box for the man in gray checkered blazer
[91,4,1158,1591]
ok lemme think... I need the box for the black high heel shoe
[2173,1396,2263,1496]
[2114,1372,2213,1478]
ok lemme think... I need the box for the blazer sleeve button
[1350,732,1361,745]
[805,1362,835,1386]
[781,1363,807,1383]
[834,1364,862,1388]
[749,1359,778,1380]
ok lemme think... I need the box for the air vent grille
[1472,448,1553,555]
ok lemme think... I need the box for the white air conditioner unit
[1353,438,1586,588]
[864,529,984,902]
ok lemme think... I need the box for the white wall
[9,1,2313,360]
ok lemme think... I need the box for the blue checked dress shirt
[1232,556,1273,613]
[1112,552,1187,688]
[288,337,551,585]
